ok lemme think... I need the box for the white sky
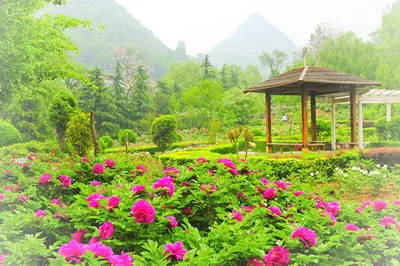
[114,0,395,55]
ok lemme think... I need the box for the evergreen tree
[221,64,229,89]
[201,55,215,80]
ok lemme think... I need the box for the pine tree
[201,54,214,80]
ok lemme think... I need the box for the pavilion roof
[244,66,380,95]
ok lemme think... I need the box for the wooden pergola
[244,66,380,152]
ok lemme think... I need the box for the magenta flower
[99,221,114,239]
[217,158,236,168]
[35,209,46,218]
[59,175,72,188]
[345,224,360,231]
[231,210,243,222]
[17,195,29,202]
[164,167,180,177]
[230,167,239,176]
[263,246,290,266]
[164,241,187,261]
[196,157,207,163]
[58,240,86,263]
[182,206,192,216]
[136,165,147,175]
[86,193,106,208]
[72,229,86,243]
[51,198,62,206]
[107,196,120,210]
[0,254,9,264]
[260,178,269,186]
[105,159,116,168]
[273,180,287,190]
[0,193,5,201]
[89,237,99,244]
[380,216,398,227]
[81,157,88,162]
[246,258,264,266]
[181,181,191,187]
[241,205,256,213]
[393,200,400,205]
[355,201,371,213]
[166,216,178,228]
[291,227,317,248]
[263,188,277,199]
[86,242,113,259]
[39,173,52,185]
[130,200,156,224]
[373,200,388,211]
[152,176,175,196]
[131,185,146,194]
[200,184,217,194]
[92,163,105,174]
[294,190,305,196]
[90,180,102,186]
[108,252,134,266]
[268,206,282,216]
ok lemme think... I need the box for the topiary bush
[99,135,114,151]
[66,111,93,156]
[0,121,22,147]
[151,115,178,152]
[118,129,137,154]
[365,147,400,167]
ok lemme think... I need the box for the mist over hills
[44,0,188,77]
[209,13,296,68]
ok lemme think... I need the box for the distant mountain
[43,0,188,77]
[209,13,296,68]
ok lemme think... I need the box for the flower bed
[0,154,399,265]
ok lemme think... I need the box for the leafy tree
[49,90,77,151]
[66,111,93,156]
[201,55,215,80]
[259,50,288,78]
[99,135,114,151]
[151,115,178,152]
[161,61,202,93]
[0,121,22,147]
[118,129,137,154]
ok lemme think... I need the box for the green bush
[99,135,114,151]
[66,111,93,156]
[151,115,178,152]
[0,121,22,147]
[117,129,137,146]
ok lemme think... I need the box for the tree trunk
[59,131,66,152]
[90,112,100,157]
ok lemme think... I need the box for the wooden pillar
[386,103,392,121]
[265,93,272,153]
[350,87,356,146]
[331,102,336,151]
[301,88,309,150]
[311,94,317,142]
[358,100,363,149]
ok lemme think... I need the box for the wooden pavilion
[244,66,380,153]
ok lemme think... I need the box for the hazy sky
[114,0,395,55]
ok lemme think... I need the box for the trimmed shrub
[365,147,400,167]
[117,129,137,146]
[66,111,93,156]
[151,115,178,152]
[99,135,114,151]
[0,121,22,147]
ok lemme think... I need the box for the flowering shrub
[0,153,399,265]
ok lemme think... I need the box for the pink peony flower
[273,180,287,190]
[35,209,46,218]
[0,193,5,201]
[0,254,9,264]
[136,165,147,175]
[268,206,282,216]
[393,200,400,205]
[294,191,305,197]
[131,185,146,194]
[196,157,207,163]
[291,227,317,248]
[86,193,106,208]
[373,200,388,211]
[58,240,86,263]
[208,169,215,175]
[59,175,72,188]
[17,195,29,202]
[345,224,360,231]
[325,201,341,216]
[263,246,290,266]
[230,167,239,176]
[152,176,175,196]
[200,184,217,194]
[86,242,113,259]
[107,196,120,210]
[51,198,62,206]
[164,241,187,261]
[72,229,86,243]
[181,181,191,186]
[380,216,398,227]
[263,188,277,199]
[164,167,180,177]
[81,157,88,162]
[355,201,371,213]
[231,210,243,222]
[241,205,256,213]
[4,186,13,191]
[166,216,178,228]
[217,158,236,168]
[105,159,116,168]
[39,173,52,185]
[108,252,134,266]
[99,221,114,239]
[182,206,192,216]
[90,180,102,186]
[92,163,105,174]
[260,178,269,186]
[130,200,156,224]
[89,237,99,245]
[246,258,264,266]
